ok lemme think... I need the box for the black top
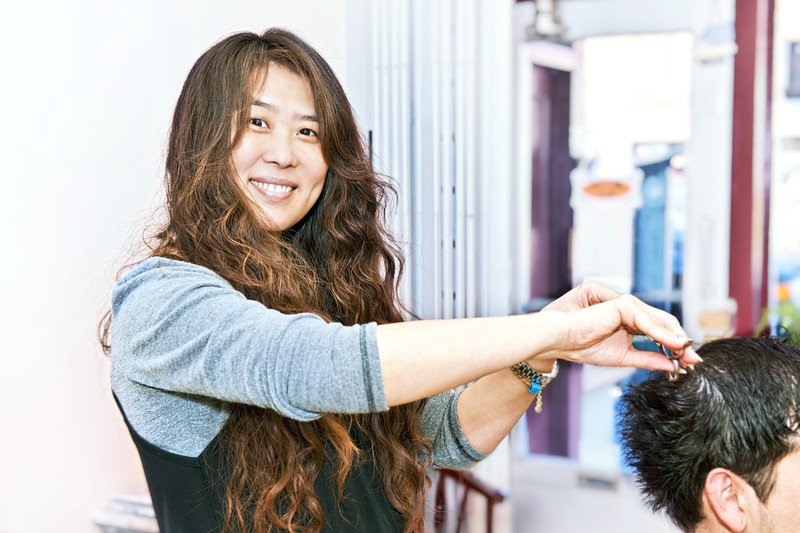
[114,396,404,532]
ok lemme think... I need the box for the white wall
[0,3,349,531]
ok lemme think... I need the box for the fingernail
[678,367,688,374]
[683,339,694,348]
[687,353,703,363]
[682,346,702,361]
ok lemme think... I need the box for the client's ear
[703,468,755,532]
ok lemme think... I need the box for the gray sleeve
[421,387,487,469]
[111,258,388,421]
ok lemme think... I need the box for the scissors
[654,341,687,381]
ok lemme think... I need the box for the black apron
[114,395,404,532]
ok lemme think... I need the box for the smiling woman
[233,64,328,230]
[101,27,701,533]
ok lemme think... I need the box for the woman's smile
[249,177,298,201]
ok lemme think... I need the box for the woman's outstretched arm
[377,281,700,451]
[377,312,564,406]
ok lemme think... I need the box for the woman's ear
[703,468,755,532]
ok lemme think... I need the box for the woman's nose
[261,131,296,168]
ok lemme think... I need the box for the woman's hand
[521,280,621,372]
[545,291,700,372]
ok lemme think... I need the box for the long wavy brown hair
[101,29,431,532]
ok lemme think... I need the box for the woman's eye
[299,128,318,137]
[250,118,268,128]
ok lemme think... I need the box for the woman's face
[232,64,328,231]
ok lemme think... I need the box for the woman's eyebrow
[252,100,318,122]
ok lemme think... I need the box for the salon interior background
[2,0,799,531]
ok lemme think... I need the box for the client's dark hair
[619,337,800,532]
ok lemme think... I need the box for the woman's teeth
[252,181,293,193]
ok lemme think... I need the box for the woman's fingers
[628,297,684,340]
[621,346,686,372]
[620,295,703,366]
[554,291,703,371]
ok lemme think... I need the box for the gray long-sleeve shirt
[110,257,485,467]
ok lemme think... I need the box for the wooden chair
[432,468,507,533]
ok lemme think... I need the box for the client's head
[619,337,800,533]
